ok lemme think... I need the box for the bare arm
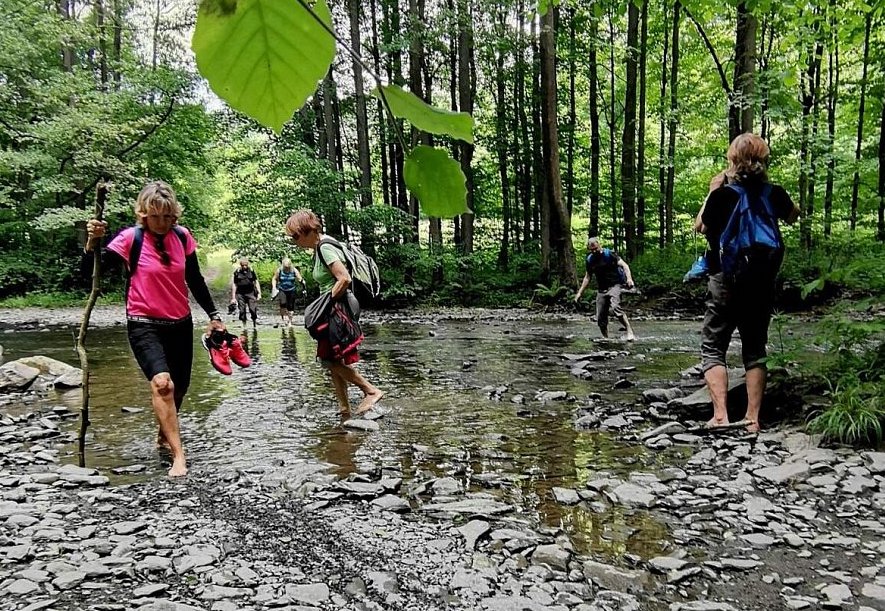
[574,272,591,302]
[271,269,279,291]
[785,202,801,224]
[327,260,351,300]
[618,260,635,288]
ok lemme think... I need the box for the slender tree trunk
[878,97,885,241]
[407,0,425,243]
[94,0,108,89]
[565,8,576,217]
[657,0,669,248]
[112,0,122,89]
[850,12,871,232]
[665,1,680,245]
[621,1,639,260]
[152,0,160,71]
[517,0,532,248]
[59,0,75,71]
[314,93,327,160]
[608,7,619,250]
[759,14,775,141]
[636,0,648,254]
[389,0,408,217]
[531,18,545,250]
[496,7,511,270]
[731,2,757,139]
[457,0,475,254]
[799,10,823,249]
[823,5,838,238]
[348,0,373,210]
[806,33,824,249]
[588,11,601,240]
[539,6,576,285]
[370,0,390,208]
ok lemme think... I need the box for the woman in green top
[285,209,384,415]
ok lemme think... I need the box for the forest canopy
[1,0,884,303]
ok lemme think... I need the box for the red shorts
[316,337,360,365]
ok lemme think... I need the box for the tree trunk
[850,12,871,232]
[496,6,511,270]
[370,0,390,208]
[112,0,122,89]
[407,0,426,243]
[59,0,74,71]
[565,8,576,217]
[636,0,648,254]
[540,6,576,286]
[607,7,619,250]
[759,14,775,141]
[879,97,885,241]
[823,5,838,238]
[517,0,532,248]
[657,0,669,248]
[621,0,639,260]
[348,0,373,210]
[665,1,680,246]
[531,18,545,255]
[799,10,823,249]
[95,0,108,89]
[457,0,475,254]
[588,11,601,240]
[731,2,757,139]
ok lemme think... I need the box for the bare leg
[704,365,729,427]
[743,367,766,432]
[328,362,384,414]
[621,315,635,341]
[329,369,350,413]
[151,373,187,477]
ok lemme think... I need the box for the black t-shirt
[585,249,623,291]
[701,181,795,274]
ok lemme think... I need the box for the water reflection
[2,316,769,560]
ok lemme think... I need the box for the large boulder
[0,361,40,392]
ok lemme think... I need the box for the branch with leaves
[191,0,474,218]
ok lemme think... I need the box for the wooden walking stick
[76,181,109,468]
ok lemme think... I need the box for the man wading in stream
[694,134,799,433]
[574,237,636,341]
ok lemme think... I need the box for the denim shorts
[127,317,194,397]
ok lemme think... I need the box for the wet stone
[552,487,580,505]
[6,578,40,595]
[371,494,410,513]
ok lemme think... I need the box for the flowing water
[1,314,778,559]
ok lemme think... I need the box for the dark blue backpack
[719,183,783,279]
[594,248,627,285]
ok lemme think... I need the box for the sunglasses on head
[154,234,171,266]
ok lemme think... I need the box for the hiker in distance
[694,133,799,433]
[271,257,306,328]
[285,209,384,416]
[574,237,636,341]
[231,256,261,330]
[84,180,228,477]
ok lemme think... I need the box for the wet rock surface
[1,308,883,610]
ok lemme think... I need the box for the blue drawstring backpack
[683,254,709,283]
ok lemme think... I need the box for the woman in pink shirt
[85,181,227,477]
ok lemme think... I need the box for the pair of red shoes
[202,329,251,375]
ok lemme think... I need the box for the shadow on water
[1,315,765,559]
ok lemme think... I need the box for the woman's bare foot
[355,390,385,415]
[705,416,729,429]
[745,421,760,434]
[168,456,188,477]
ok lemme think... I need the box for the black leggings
[127,318,193,409]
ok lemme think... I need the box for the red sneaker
[228,337,251,368]
[201,333,232,375]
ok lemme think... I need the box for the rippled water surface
[1,314,785,558]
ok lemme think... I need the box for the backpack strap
[315,236,352,274]
[128,225,189,278]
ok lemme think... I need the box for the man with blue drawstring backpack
[574,236,636,341]
[694,134,799,433]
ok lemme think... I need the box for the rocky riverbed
[1,307,885,611]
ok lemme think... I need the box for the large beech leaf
[193,0,335,133]
[404,145,469,218]
[372,85,474,144]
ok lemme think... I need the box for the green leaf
[372,85,474,144]
[537,0,560,16]
[403,145,469,218]
[193,0,335,133]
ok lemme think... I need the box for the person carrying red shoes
[84,180,228,478]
